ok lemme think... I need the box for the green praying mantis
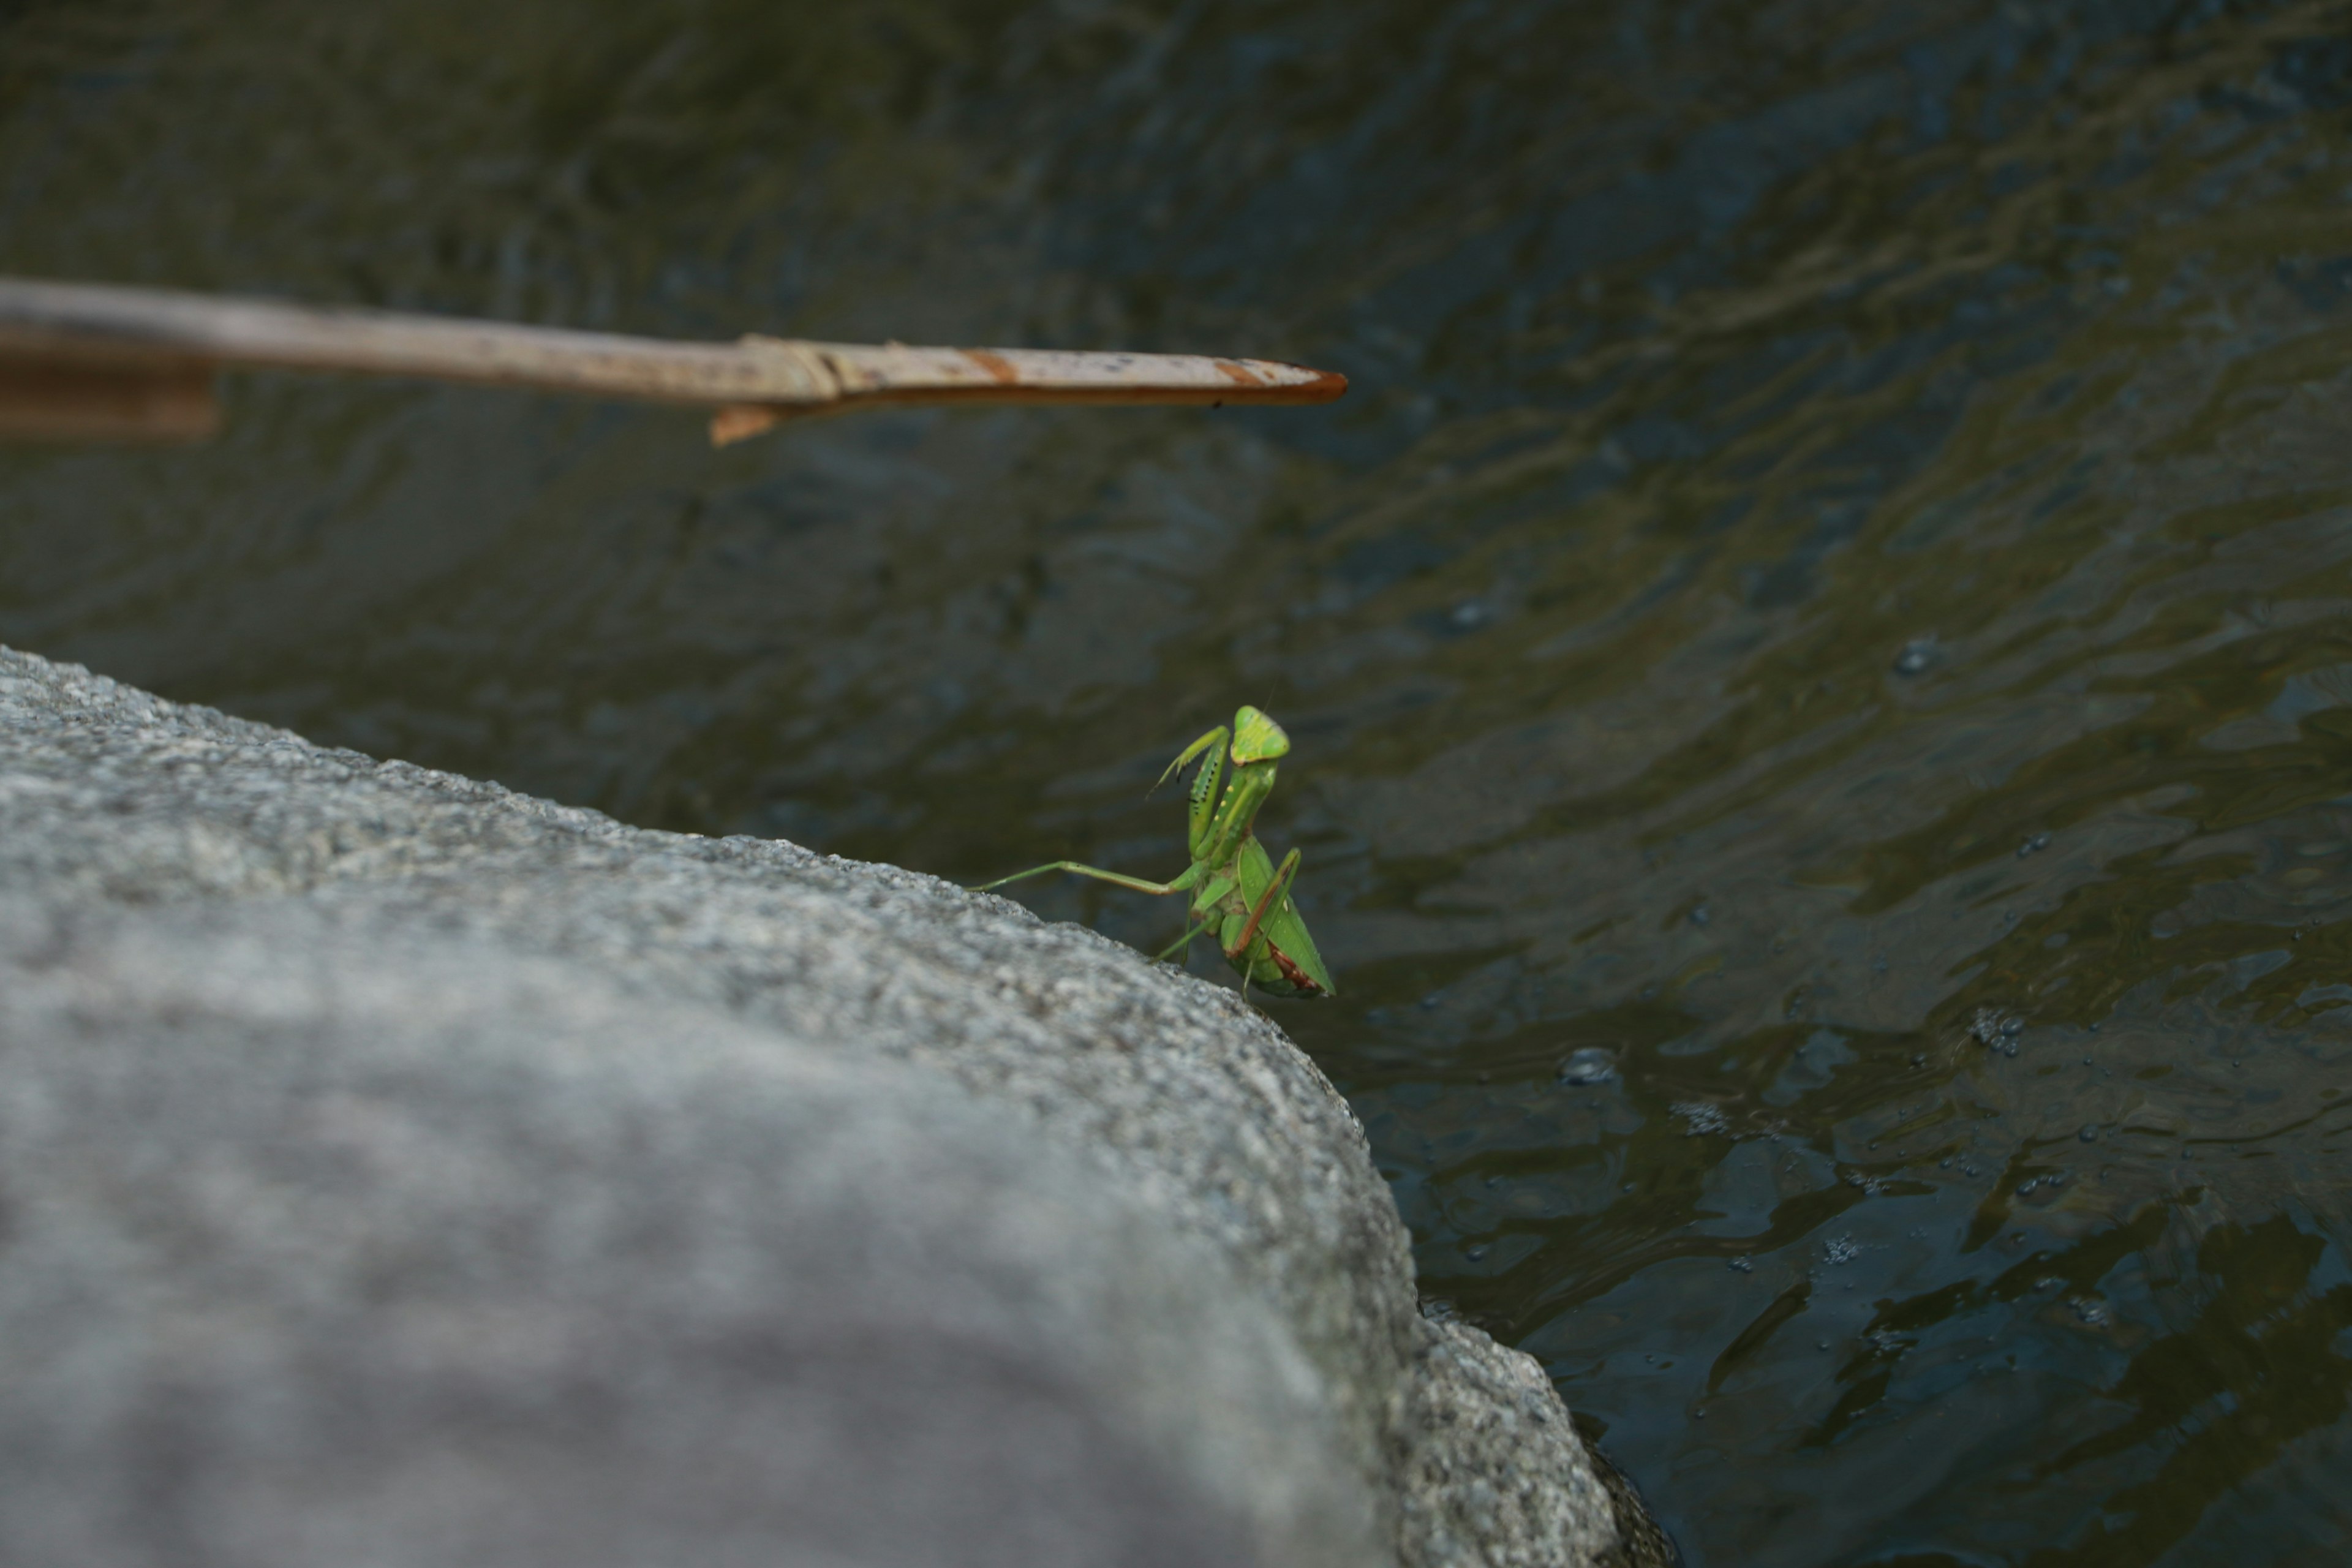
[973,704,1336,999]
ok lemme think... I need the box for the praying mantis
[973,705,1336,999]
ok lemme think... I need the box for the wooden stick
[0,277,1345,445]
[0,357,219,443]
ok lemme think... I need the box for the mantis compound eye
[1229,705,1291,765]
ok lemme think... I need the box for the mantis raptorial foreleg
[973,861,1199,897]
[1154,725,1229,794]
[1155,725,1230,859]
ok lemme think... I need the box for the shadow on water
[10,1,2352,1561]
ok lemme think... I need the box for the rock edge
[0,644,1656,1567]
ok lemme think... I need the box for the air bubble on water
[1728,1256,1754,1272]
[1675,1100,1732,1137]
[1824,1235,1862,1266]
[2070,1297,2111,1325]
[2017,833,2052,858]
[2079,1125,2100,1143]
[1970,1008,2017,1046]
[1466,1244,1490,1261]
[1893,636,1939,676]
[1558,1047,1618,1087]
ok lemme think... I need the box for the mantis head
[1229,705,1291,765]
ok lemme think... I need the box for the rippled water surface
[13,2,2352,1561]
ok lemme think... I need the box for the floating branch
[0,277,1346,446]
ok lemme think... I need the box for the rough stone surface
[0,897,1359,1568]
[1393,1323,1620,1568]
[0,644,1640,1567]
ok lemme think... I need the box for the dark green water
[12,2,2352,1561]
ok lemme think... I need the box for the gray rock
[0,897,1357,1568]
[0,644,1651,1567]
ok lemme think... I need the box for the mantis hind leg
[971,861,1194,897]
[1155,915,1218,963]
[1222,848,1303,960]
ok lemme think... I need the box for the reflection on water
[10,1,2352,1561]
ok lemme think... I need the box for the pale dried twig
[0,277,1346,445]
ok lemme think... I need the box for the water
[10,2,2352,1561]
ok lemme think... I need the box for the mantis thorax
[1198,758,1276,867]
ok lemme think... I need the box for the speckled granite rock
[0,897,1360,1568]
[0,643,1656,1567]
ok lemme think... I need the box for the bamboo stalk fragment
[0,277,1344,446]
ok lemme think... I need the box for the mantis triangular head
[1229,705,1290,765]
